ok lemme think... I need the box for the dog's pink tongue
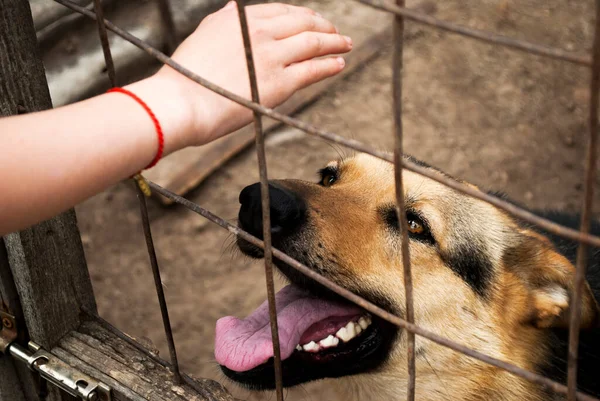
[215,284,361,372]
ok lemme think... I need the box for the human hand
[148,1,352,147]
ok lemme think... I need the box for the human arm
[0,2,352,236]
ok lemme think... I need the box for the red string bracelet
[107,87,164,170]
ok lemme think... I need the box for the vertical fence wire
[156,0,177,54]
[235,1,284,399]
[392,1,416,400]
[135,185,183,384]
[91,0,182,384]
[92,0,116,86]
[567,1,600,399]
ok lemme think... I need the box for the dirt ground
[75,0,599,399]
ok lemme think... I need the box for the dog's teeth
[302,341,320,352]
[301,317,372,351]
[319,335,339,348]
[335,326,349,342]
[335,318,370,342]
[336,325,355,342]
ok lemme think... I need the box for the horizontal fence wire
[357,0,592,66]
[149,181,600,401]
[54,0,600,249]
[50,0,600,399]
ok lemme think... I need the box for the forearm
[0,77,192,235]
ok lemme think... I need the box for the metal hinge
[8,342,112,401]
[1,314,111,401]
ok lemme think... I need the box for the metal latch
[7,341,111,401]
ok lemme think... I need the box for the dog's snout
[238,182,306,239]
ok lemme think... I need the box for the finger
[285,57,346,89]
[267,13,338,40]
[277,32,352,66]
[243,3,317,19]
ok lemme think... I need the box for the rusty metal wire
[53,0,600,249]
[357,0,591,66]
[149,181,600,401]
[52,0,600,399]
[135,185,183,384]
[89,0,182,384]
[567,1,600,399]
[392,1,415,399]
[235,1,284,400]
[92,0,116,86]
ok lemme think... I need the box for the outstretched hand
[146,1,352,147]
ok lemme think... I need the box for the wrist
[154,66,249,146]
[123,75,196,155]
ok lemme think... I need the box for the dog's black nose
[238,182,306,239]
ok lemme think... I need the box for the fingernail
[344,35,352,47]
[224,1,235,10]
[336,57,346,68]
[315,12,323,18]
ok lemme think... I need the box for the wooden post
[0,239,30,401]
[0,0,97,400]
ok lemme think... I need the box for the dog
[214,153,600,401]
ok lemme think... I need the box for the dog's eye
[321,174,336,187]
[405,212,434,243]
[407,218,424,234]
[383,208,435,244]
[318,167,338,187]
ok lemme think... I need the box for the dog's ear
[503,229,599,329]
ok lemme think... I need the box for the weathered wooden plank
[0,1,96,400]
[3,221,96,348]
[0,358,28,401]
[0,0,96,347]
[34,0,118,44]
[0,239,23,334]
[30,0,92,32]
[54,320,236,401]
[0,240,29,401]
[146,25,393,204]
[0,238,41,401]
[43,0,228,106]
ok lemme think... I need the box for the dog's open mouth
[215,251,396,389]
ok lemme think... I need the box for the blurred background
[33,0,597,399]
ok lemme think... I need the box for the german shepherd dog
[214,154,600,400]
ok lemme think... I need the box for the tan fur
[276,154,599,401]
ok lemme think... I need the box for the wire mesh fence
[51,0,600,400]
